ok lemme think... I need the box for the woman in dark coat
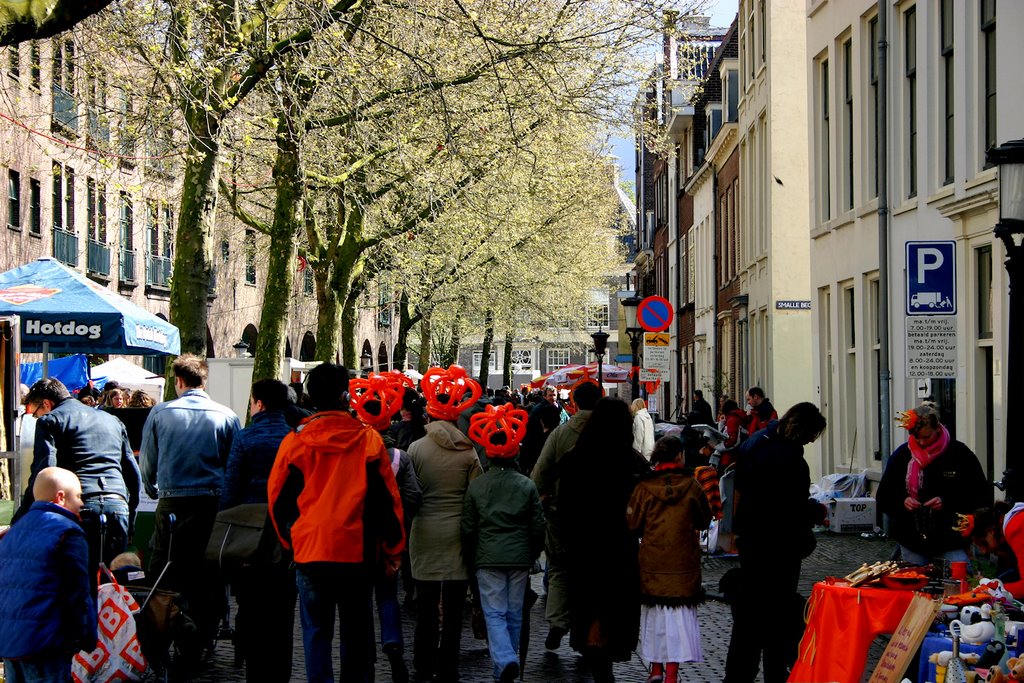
[558,396,650,683]
[877,402,991,565]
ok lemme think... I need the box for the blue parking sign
[906,241,956,316]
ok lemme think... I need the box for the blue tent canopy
[0,258,180,355]
[20,354,91,392]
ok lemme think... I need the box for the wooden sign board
[868,594,941,683]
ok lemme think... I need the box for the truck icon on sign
[910,292,953,310]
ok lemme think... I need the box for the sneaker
[544,626,567,650]
[499,662,520,683]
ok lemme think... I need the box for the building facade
[0,36,398,375]
[807,0,1021,481]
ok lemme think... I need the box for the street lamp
[988,139,1024,472]
[590,327,610,386]
[360,349,374,376]
[621,295,644,401]
[232,338,250,358]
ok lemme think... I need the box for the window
[868,16,879,198]
[472,351,497,374]
[85,179,106,242]
[905,6,917,198]
[977,245,993,340]
[303,267,314,296]
[119,193,133,251]
[52,39,74,94]
[842,38,854,211]
[510,349,533,372]
[162,205,173,258]
[146,202,159,255]
[819,57,831,222]
[546,348,570,371]
[940,0,954,185]
[726,69,739,122]
[981,0,996,163]
[8,45,19,79]
[29,179,40,235]
[586,303,609,329]
[52,162,74,232]
[244,229,256,285]
[8,170,20,229]
[29,42,39,89]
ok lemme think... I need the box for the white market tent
[91,357,165,403]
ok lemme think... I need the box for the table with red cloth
[788,581,919,683]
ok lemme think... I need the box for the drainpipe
[675,187,684,421]
[877,1,893,471]
[712,169,721,408]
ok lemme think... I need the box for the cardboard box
[828,497,878,533]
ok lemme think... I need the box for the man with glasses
[14,377,141,576]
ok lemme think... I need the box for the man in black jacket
[17,377,141,573]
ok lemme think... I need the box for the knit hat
[349,372,406,431]
[468,403,528,459]
[421,365,482,422]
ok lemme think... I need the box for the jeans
[79,496,131,572]
[414,580,468,682]
[899,545,969,567]
[3,656,71,682]
[476,568,529,680]
[375,572,403,649]
[296,563,374,683]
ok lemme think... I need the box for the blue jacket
[140,389,240,498]
[14,397,140,521]
[0,502,97,658]
[220,410,292,509]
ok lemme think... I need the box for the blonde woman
[631,398,655,460]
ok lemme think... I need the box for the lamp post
[621,295,644,401]
[360,349,373,377]
[591,327,610,386]
[232,339,250,358]
[988,139,1024,472]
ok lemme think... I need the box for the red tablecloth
[789,581,917,683]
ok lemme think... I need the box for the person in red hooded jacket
[268,362,405,683]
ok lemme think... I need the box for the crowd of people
[2,353,1009,683]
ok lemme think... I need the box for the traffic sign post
[638,296,674,333]
[906,241,956,316]
[643,332,670,374]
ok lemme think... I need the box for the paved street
[184,531,895,683]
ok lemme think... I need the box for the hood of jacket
[425,420,474,450]
[643,467,699,504]
[566,409,591,434]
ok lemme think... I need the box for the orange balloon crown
[349,372,406,431]
[421,365,482,422]
[468,403,529,458]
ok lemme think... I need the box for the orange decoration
[421,365,483,422]
[468,404,529,458]
[896,409,919,431]
[349,372,405,431]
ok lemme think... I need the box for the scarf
[905,424,951,500]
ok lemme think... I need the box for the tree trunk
[477,309,494,387]
[395,291,421,371]
[341,276,365,370]
[314,268,340,363]
[441,319,460,368]
[252,100,303,382]
[502,331,513,387]
[418,311,431,373]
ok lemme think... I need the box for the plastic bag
[72,574,147,682]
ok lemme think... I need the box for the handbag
[204,503,282,569]
[72,570,148,682]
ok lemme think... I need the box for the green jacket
[461,463,545,570]
[530,409,590,554]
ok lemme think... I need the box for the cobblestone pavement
[179,531,897,683]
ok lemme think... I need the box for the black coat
[558,444,649,660]
[733,422,821,560]
[877,439,991,558]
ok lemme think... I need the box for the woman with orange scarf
[877,403,990,565]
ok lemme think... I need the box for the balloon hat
[895,409,918,432]
[468,403,529,459]
[421,365,482,422]
[349,372,406,431]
